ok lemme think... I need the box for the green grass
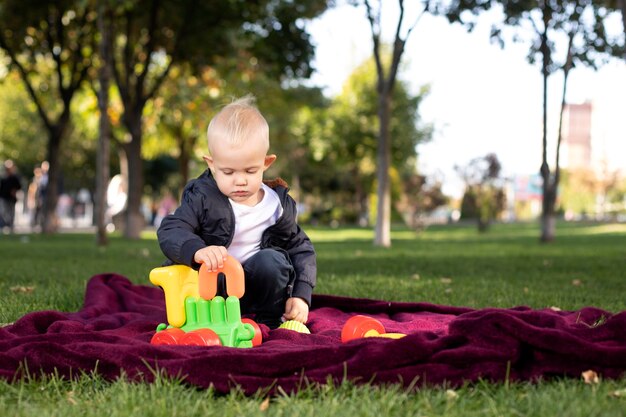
[1,221,625,416]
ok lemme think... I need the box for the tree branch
[364,0,384,89]
[46,5,67,102]
[136,0,161,102]
[145,0,196,103]
[0,32,52,130]
[123,9,134,103]
[69,7,92,92]
[144,57,174,103]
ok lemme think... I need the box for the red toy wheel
[341,315,385,343]
[151,328,185,345]
[242,318,263,346]
[179,329,222,347]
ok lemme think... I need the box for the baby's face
[204,137,276,206]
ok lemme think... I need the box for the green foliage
[300,55,431,225]
[456,154,506,231]
[438,0,624,70]
[0,72,45,172]
[558,169,597,215]
[559,168,626,218]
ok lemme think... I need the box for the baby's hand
[282,297,309,324]
[194,246,228,271]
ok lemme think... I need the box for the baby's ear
[264,154,277,169]
[202,155,213,170]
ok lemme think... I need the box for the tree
[395,173,448,230]
[605,0,626,59]
[326,55,430,225]
[440,0,623,241]
[0,0,96,233]
[94,0,113,246]
[354,0,428,246]
[456,153,506,232]
[147,64,221,197]
[106,0,329,238]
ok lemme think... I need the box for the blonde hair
[207,95,269,153]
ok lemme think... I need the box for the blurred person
[0,160,23,233]
[152,191,177,228]
[27,165,43,228]
[34,161,49,228]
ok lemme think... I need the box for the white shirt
[228,183,283,264]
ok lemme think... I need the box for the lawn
[1,221,625,416]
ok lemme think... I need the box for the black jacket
[157,170,316,305]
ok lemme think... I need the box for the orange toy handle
[198,255,245,300]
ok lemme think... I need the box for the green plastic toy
[150,256,262,347]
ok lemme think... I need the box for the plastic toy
[149,255,262,347]
[341,315,406,343]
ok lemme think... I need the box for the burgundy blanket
[1,274,625,394]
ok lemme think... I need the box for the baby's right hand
[194,246,228,271]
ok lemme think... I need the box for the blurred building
[561,102,592,170]
[509,99,625,221]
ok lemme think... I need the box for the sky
[306,3,626,198]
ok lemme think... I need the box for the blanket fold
[1,274,624,394]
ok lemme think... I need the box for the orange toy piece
[341,315,406,343]
[198,255,245,299]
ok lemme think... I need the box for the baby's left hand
[282,297,309,324]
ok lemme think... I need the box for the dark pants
[0,199,16,231]
[237,249,294,328]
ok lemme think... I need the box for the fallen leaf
[412,273,420,280]
[571,279,583,287]
[10,286,35,294]
[66,391,77,405]
[440,277,452,284]
[549,306,562,311]
[259,397,270,411]
[445,389,458,400]
[582,370,600,384]
[610,388,626,398]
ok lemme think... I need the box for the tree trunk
[477,218,490,233]
[619,0,626,60]
[178,134,193,196]
[541,208,556,242]
[179,151,189,196]
[374,88,392,247]
[42,121,67,234]
[95,1,112,246]
[539,4,554,243]
[541,22,575,243]
[353,167,368,226]
[124,117,145,239]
